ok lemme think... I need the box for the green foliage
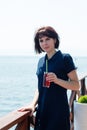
[78,95,87,103]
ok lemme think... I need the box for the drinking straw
[46,59,48,72]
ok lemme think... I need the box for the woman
[19,26,80,130]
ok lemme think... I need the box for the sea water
[0,56,39,117]
[0,55,87,129]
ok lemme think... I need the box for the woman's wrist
[30,102,37,108]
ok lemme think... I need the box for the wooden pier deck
[0,74,87,130]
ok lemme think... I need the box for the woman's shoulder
[38,56,45,63]
[63,53,72,57]
[57,50,73,60]
[62,53,73,62]
[37,55,45,67]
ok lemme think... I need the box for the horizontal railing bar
[0,110,30,130]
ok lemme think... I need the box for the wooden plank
[0,110,30,130]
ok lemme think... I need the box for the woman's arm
[18,89,39,115]
[31,88,39,107]
[47,70,80,90]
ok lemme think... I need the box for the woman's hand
[18,103,35,116]
[46,72,58,84]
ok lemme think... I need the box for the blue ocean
[0,55,87,120]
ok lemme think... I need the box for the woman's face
[39,36,56,53]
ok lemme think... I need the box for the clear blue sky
[0,0,87,56]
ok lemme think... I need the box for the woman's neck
[47,50,57,59]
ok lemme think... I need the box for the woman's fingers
[18,107,31,112]
[47,72,57,82]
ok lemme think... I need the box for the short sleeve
[36,57,45,76]
[63,54,77,74]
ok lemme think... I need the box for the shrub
[78,95,87,103]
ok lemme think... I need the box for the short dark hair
[34,26,60,53]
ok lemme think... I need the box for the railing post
[15,116,31,130]
[80,78,86,95]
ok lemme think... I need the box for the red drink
[43,72,50,88]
